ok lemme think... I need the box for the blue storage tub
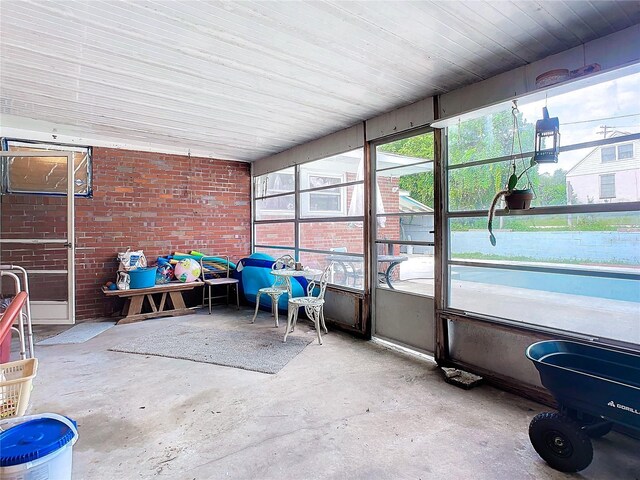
[0,413,79,480]
[129,267,157,289]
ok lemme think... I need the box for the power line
[563,113,640,125]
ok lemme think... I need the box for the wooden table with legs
[102,281,203,324]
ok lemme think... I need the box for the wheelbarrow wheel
[529,412,593,472]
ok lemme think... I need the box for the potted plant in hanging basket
[504,160,536,210]
[488,159,537,246]
[487,101,537,246]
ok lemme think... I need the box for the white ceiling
[1,1,638,161]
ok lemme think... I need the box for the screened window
[445,68,640,346]
[254,168,295,219]
[375,131,435,296]
[2,140,92,196]
[254,169,295,197]
[599,174,616,198]
[253,149,365,290]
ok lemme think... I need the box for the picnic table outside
[327,254,408,289]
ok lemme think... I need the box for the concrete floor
[15,307,639,479]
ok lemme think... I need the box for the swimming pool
[450,266,640,303]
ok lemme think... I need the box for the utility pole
[598,125,610,138]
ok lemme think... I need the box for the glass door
[1,150,76,324]
[371,130,436,353]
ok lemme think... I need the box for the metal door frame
[0,150,75,324]
[369,127,436,352]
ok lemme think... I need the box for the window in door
[375,131,435,296]
[2,139,92,196]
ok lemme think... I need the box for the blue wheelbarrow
[526,340,640,472]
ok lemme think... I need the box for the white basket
[0,358,38,418]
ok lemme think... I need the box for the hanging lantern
[533,106,560,163]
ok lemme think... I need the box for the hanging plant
[487,101,537,246]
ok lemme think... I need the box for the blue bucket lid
[0,417,77,467]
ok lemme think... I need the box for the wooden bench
[102,281,203,325]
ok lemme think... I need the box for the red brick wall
[1,148,251,320]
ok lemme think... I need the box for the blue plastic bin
[0,413,79,480]
[128,267,158,289]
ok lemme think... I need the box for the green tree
[378,133,435,208]
[536,169,569,206]
[447,110,536,211]
[378,110,572,213]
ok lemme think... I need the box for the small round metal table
[270,268,323,298]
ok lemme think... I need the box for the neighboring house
[399,191,434,254]
[566,134,640,204]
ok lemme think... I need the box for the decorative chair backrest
[271,255,295,290]
[306,265,331,300]
[273,255,295,271]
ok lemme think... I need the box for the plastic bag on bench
[117,248,147,271]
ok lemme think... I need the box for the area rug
[108,324,312,374]
[37,321,116,345]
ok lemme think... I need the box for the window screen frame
[1,138,93,198]
[252,148,366,292]
[441,67,640,349]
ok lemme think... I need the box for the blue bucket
[129,267,158,289]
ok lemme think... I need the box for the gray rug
[109,324,312,374]
[37,321,116,345]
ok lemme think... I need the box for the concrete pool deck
[389,254,640,344]
[386,278,639,345]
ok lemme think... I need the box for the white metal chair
[200,256,239,314]
[251,254,295,327]
[284,265,331,345]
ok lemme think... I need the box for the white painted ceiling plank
[494,1,582,48]
[588,0,637,32]
[549,1,609,42]
[1,0,636,161]
[321,1,502,80]
[8,8,400,110]
[431,1,545,62]
[1,41,367,123]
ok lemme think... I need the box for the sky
[517,71,640,174]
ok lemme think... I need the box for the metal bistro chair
[251,254,295,327]
[284,265,331,345]
[200,256,239,314]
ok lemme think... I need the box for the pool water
[452,266,640,303]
